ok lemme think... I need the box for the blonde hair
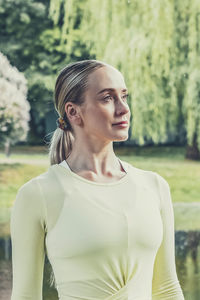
[48,59,108,165]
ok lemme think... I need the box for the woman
[10,59,185,299]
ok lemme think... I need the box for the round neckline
[54,158,130,186]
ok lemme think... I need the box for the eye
[122,93,129,100]
[103,95,113,101]
[103,93,129,102]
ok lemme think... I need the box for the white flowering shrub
[0,52,30,147]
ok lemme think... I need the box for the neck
[65,141,124,175]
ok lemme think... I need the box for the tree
[0,0,91,143]
[0,52,30,156]
[50,0,200,159]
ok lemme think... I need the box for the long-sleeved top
[10,158,185,300]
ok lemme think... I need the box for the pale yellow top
[10,158,185,300]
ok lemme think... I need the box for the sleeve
[152,173,185,299]
[10,178,48,300]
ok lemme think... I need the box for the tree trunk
[185,133,200,160]
[4,139,11,157]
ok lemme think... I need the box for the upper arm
[10,178,48,300]
[152,173,185,299]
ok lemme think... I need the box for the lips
[112,121,128,125]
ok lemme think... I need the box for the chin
[113,134,129,142]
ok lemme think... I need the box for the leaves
[49,0,200,150]
[0,52,30,146]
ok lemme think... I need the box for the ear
[65,102,82,125]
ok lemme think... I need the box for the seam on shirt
[125,165,162,211]
[154,172,162,213]
[35,177,48,233]
[124,212,129,283]
[134,168,162,213]
[46,167,69,233]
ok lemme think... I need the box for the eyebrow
[97,88,128,95]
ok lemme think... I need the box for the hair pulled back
[48,59,107,165]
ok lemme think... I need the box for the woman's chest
[45,183,163,259]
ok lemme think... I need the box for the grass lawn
[0,144,199,235]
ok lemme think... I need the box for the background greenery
[0,0,200,159]
[0,0,199,240]
[1,2,200,298]
[0,0,91,144]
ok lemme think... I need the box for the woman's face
[76,65,131,142]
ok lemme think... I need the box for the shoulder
[122,159,160,189]
[16,167,51,196]
[122,160,170,209]
[13,167,55,215]
[17,164,60,194]
[11,172,49,231]
[125,160,168,187]
[15,164,66,209]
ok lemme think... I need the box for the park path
[0,156,49,166]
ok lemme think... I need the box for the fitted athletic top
[10,158,185,300]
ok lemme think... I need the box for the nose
[115,96,130,116]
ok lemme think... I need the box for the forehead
[87,66,127,93]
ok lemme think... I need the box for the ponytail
[48,127,74,165]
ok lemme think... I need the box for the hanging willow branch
[49,0,200,150]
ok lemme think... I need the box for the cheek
[89,106,114,124]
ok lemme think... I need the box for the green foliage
[0,0,90,142]
[1,0,200,149]
[50,0,200,150]
[0,0,55,136]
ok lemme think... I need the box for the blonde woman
[10,60,185,299]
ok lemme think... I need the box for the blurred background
[0,0,200,299]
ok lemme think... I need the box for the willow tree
[49,0,200,159]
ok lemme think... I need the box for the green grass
[0,145,200,234]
